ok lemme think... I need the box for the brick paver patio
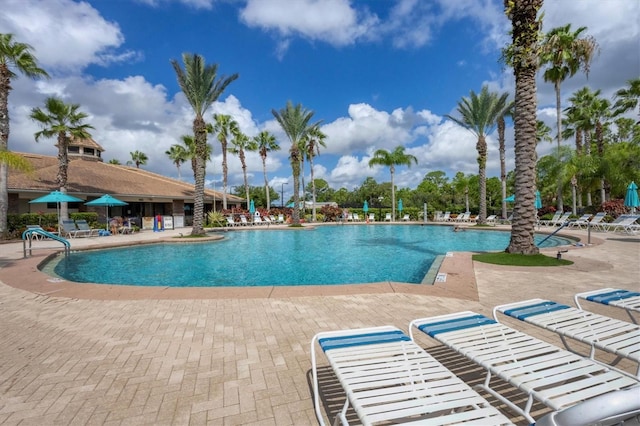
[0,224,637,425]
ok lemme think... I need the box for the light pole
[281,182,288,208]
[378,196,384,221]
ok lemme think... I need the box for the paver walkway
[0,225,638,425]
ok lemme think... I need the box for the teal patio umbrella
[85,194,128,230]
[29,190,84,232]
[535,191,542,209]
[398,199,403,213]
[624,181,639,214]
[363,200,369,213]
[249,199,255,222]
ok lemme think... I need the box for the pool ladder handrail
[537,221,569,246]
[22,228,70,258]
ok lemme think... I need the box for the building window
[68,146,80,153]
[85,148,95,155]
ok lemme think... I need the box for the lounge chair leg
[336,399,349,426]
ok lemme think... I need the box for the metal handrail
[22,228,70,258]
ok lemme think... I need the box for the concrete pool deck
[0,223,638,424]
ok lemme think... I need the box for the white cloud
[0,0,139,72]
[239,0,378,53]
[135,0,214,9]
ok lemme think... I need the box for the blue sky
[2,0,638,202]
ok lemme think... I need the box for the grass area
[472,252,573,266]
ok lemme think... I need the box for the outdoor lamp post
[281,182,288,208]
[378,196,384,220]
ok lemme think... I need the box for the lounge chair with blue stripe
[493,299,640,378]
[409,311,640,424]
[576,288,640,324]
[311,325,513,425]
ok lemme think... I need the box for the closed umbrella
[624,181,639,214]
[398,199,403,213]
[363,200,369,213]
[29,190,84,232]
[249,199,255,222]
[85,194,128,231]
[535,191,542,209]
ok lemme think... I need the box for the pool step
[421,254,446,285]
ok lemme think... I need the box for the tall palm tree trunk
[290,146,301,224]
[498,117,508,219]
[221,143,228,211]
[477,136,488,224]
[261,156,270,210]
[56,133,69,222]
[390,165,396,221]
[0,70,9,234]
[192,117,207,235]
[506,0,541,254]
[310,158,317,222]
[240,150,250,211]
[554,81,564,210]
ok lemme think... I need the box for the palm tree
[130,150,148,168]
[368,146,417,221]
[108,159,121,165]
[180,134,213,179]
[165,144,188,179]
[229,128,257,210]
[171,53,238,235]
[540,24,598,210]
[213,113,239,211]
[271,101,317,225]
[254,131,279,210]
[497,101,513,219]
[301,124,326,222]
[446,86,509,224]
[613,78,640,121]
[0,33,49,235]
[30,97,93,222]
[504,0,543,254]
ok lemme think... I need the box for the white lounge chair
[567,213,592,229]
[384,212,392,222]
[225,216,237,227]
[352,213,360,222]
[554,212,572,226]
[605,215,639,234]
[441,211,451,222]
[75,219,100,237]
[494,298,640,377]
[311,326,514,426]
[485,214,497,225]
[277,214,285,224]
[539,211,561,226]
[587,212,607,230]
[367,213,375,222]
[401,214,410,221]
[410,311,640,424]
[239,215,250,226]
[576,288,640,324]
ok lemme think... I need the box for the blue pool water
[51,225,573,287]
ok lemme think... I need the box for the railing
[537,221,569,246]
[22,228,70,258]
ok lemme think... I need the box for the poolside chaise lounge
[368,213,375,222]
[75,219,101,237]
[311,325,514,425]
[493,299,640,377]
[401,214,410,221]
[576,288,640,324]
[567,213,592,229]
[384,212,392,221]
[604,215,640,234]
[539,211,561,226]
[485,215,497,225]
[409,311,640,424]
[61,219,92,238]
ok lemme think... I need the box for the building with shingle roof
[7,139,244,228]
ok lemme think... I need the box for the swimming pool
[49,225,572,287]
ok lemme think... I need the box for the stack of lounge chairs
[311,287,640,425]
